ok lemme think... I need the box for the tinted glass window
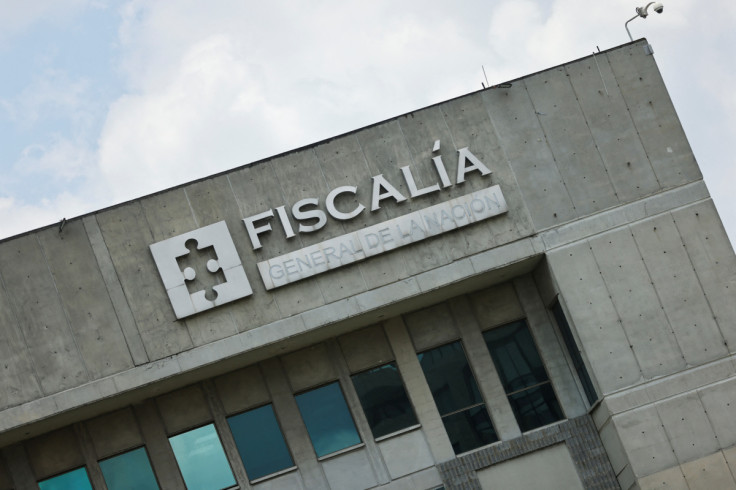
[295,382,361,458]
[228,404,293,480]
[418,341,497,453]
[551,301,598,405]
[99,447,159,490]
[351,362,418,438]
[38,467,93,490]
[169,424,236,490]
[484,320,563,432]
[417,342,483,415]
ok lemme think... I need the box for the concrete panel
[525,66,619,216]
[681,451,736,489]
[565,55,660,202]
[271,147,363,307]
[38,221,134,379]
[185,175,281,333]
[338,324,394,373]
[214,365,270,415]
[398,104,492,262]
[314,134,402,293]
[607,44,701,189]
[514,276,586,418]
[599,419,629,476]
[357,119,451,277]
[261,358,329,489]
[477,443,584,490]
[482,82,576,230]
[0,234,87,394]
[631,213,727,365]
[83,215,148,365]
[253,470,304,490]
[378,467,443,490]
[134,400,187,489]
[403,302,459,352]
[321,448,378,490]
[0,273,42,410]
[657,392,719,464]
[468,282,524,329]
[383,317,454,463]
[723,446,736,479]
[450,295,520,440]
[589,227,685,378]
[638,466,688,490]
[281,343,336,392]
[547,242,641,393]
[156,384,211,435]
[614,405,677,477]
[2,444,37,490]
[97,202,193,360]
[85,408,143,459]
[25,427,84,480]
[672,200,736,352]
[699,378,736,449]
[377,429,433,480]
[441,93,535,245]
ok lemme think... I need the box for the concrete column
[449,296,521,440]
[383,316,455,463]
[133,400,186,489]
[514,276,587,417]
[260,358,328,489]
[202,380,251,489]
[73,423,108,490]
[1,444,36,490]
[325,339,391,485]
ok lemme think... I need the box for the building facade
[1,39,735,489]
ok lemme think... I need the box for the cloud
[0,0,92,47]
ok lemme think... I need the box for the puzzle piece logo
[150,221,252,319]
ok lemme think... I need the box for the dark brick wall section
[437,415,618,490]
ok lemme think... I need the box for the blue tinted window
[38,467,93,490]
[295,382,361,457]
[351,362,418,438]
[99,447,159,490]
[227,404,293,480]
[169,424,236,490]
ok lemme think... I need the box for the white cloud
[0,0,92,46]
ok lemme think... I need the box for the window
[418,341,497,453]
[38,467,93,490]
[295,382,361,457]
[551,300,598,405]
[483,320,564,432]
[169,424,236,490]
[227,404,294,480]
[351,362,418,438]
[99,447,159,490]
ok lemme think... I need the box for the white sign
[257,185,507,289]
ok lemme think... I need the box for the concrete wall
[0,40,734,489]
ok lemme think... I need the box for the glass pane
[351,362,418,438]
[228,404,294,480]
[100,447,159,490]
[417,341,482,415]
[295,382,361,457]
[441,405,497,454]
[38,467,93,490]
[483,320,548,393]
[508,383,564,432]
[169,424,236,490]
[552,301,598,405]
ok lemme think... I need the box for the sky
[1,0,734,245]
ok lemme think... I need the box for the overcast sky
[1,0,734,245]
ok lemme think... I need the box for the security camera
[652,2,663,13]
